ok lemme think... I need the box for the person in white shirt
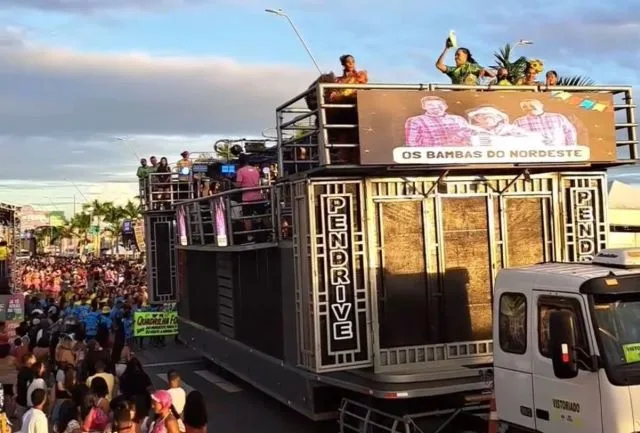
[21,388,48,433]
[26,363,46,408]
[167,370,186,432]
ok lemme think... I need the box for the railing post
[270,186,276,242]
[225,195,234,246]
[276,110,284,177]
[316,82,330,165]
[209,196,218,246]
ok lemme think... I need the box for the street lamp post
[512,39,534,54]
[265,8,322,75]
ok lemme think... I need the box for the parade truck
[140,82,638,431]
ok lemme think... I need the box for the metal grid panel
[291,180,314,368]
[561,174,608,262]
[145,213,177,303]
[302,179,372,372]
[366,173,566,373]
[0,203,20,290]
[217,254,235,338]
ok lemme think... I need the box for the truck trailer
[140,82,639,431]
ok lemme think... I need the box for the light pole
[265,8,322,75]
[512,39,533,53]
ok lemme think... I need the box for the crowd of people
[0,256,208,433]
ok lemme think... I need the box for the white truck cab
[494,248,640,433]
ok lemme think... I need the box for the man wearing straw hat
[466,105,541,147]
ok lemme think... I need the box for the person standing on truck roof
[234,154,262,243]
[435,39,494,85]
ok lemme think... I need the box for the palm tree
[102,204,127,252]
[492,43,594,86]
[122,200,142,220]
[214,141,234,161]
[70,211,92,250]
[82,199,109,219]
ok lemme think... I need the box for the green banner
[48,211,66,227]
[134,311,178,337]
[623,343,640,363]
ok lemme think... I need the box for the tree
[214,141,234,161]
[122,200,142,220]
[493,43,594,86]
[101,203,127,253]
[70,212,92,248]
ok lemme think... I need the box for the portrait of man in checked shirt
[404,96,471,147]
[513,99,578,146]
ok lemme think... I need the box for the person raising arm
[435,39,494,85]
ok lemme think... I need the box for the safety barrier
[139,172,196,211]
[276,83,638,175]
[174,185,275,247]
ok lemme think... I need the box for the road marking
[155,374,195,394]
[143,360,202,368]
[194,370,242,393]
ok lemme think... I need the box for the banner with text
[0,294,24,340]
[134,311,178,337]
[357,90,616,165]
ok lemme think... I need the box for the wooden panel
[379,201,428,347]
[441,197,491,341]
[506,198,545,267]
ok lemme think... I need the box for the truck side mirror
[549,310,579,379]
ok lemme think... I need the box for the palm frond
[557,75,595,86]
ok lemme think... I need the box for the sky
[0,0,638,216]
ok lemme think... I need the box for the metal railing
[174,185,276,247]
[338,398,490,433]
[139,172,196,211]
[276,83,638,175]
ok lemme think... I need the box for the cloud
[476,3,640,76]
[0,0,322,13]
[0,0,210,13]
[0,30,315,138]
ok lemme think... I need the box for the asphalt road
[137,342,491,433]
[137,342,336,433]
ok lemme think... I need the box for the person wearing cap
[149,390,180,433]
[98,306,112,331]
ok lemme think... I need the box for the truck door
[532,291,601,433]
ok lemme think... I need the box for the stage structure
[0,203,21,292]
[142,83,638,427]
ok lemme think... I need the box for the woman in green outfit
[435,40,494,85]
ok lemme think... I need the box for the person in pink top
[234,154,262,242]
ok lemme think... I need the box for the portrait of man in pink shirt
[513,99,578,146]
[404,96,471,147]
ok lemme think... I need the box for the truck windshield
[592,294,640,367]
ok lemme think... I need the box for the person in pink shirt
[234,154,262,242]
